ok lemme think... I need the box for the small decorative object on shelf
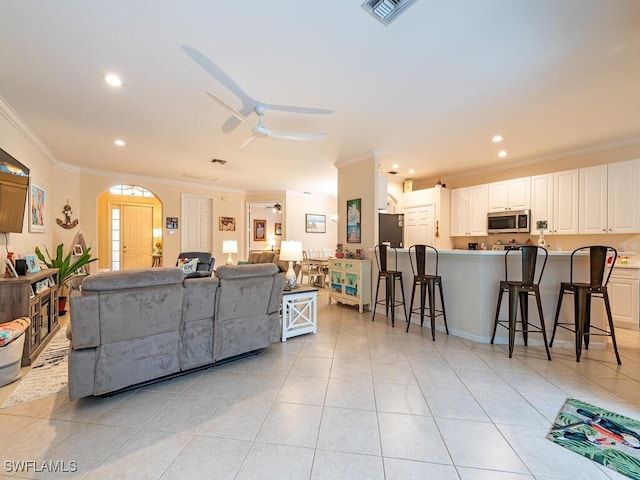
[335,243,344,258]
[536,220,547,247]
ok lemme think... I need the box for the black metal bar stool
[491,245,551,360]
[406,244,449,340]
[372,244,407,327]
[549,246,621,365]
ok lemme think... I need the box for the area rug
[1,326,69,409]
[548,398,640,480]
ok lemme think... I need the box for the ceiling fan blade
[183,46,250,102]
[269,131,327,142]
[263,104,335,115]
[238,135,257,151]
[205,92,254,128]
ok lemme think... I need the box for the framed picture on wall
[305,214,326,233]
[253,219,266,241]
[219,216,236,231]
[166,217,178,229]
[274,222,282,235]
[346,198,361,243]
[29,182,46,233]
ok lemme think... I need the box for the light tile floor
[1,291,639,479]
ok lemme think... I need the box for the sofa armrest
[69,290,100,349]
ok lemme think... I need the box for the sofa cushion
[271,254,289,273]
[258,252,275,263]
[247,252,261,263]
[82,267,184,291]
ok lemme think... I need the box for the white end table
[282,286,318,341]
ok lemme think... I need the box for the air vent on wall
[361,0,418,26]
[211,158,227,165]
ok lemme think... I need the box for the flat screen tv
[0,147,30,233]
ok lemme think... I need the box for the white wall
[285,191,337,253]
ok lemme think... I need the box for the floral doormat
[548,398,640,480]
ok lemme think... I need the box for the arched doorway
[97,184,163,271]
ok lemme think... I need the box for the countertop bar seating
[372,244,407,327]
[550,245,621,365]
[491,245,551,360]
[406,244,448,340]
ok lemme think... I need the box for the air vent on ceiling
[211,158,227,165]
[361,0,418,26]
[387,170,398,175]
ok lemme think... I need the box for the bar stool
[372,244,407,327]
[549,246,621,365]
[406,244,449,340]
[491,245,551,360]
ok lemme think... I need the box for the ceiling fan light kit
[205,91,327,151]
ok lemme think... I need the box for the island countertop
[367,247,616,349]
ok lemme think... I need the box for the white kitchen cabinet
[609,266,639,330]
[530,173,554,234]
[579,164,608,234]
[578,160,640,234]
[450,184,488,236]
[552,169,579,235]
[328,258,371,313]
[487,177,530,212]
[607,159,640,233]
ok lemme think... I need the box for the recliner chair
[176,251,215,278]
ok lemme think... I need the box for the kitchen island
[372,249,612,349]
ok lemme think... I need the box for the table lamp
[222,240,238,265]
[279,240,302,290]
[153,228,163,254]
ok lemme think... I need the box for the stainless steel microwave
[487,210,531,234]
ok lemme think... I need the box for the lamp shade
[222,240,238,254]
[279,240,303,262]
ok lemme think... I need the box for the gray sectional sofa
[67,263,284,400]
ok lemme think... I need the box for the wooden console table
[0,268,60,365]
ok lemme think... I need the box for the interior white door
[181,194,213,252]
[122,204,153,269]
[404,204,435,247]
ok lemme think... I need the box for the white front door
[122,204,153,269]
[181,194,213,252]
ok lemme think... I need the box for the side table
[282,286,318,341]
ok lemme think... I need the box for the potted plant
[35,243,97,315]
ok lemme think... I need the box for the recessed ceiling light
[114,139,125,147]
[492,135,503,143]
[498,150,507,157]
[392,163,399,169]
[105,74,122,87]
[408,169,415,174]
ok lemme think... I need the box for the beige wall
[285,191,338,253]
[336,156,377,259]
[0,99,82,259]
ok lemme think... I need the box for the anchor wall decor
[56,200,79,229]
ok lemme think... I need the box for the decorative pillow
[177,257,199,276]
[0,317,30,347]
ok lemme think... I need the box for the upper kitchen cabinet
[579,159,640,234]
[553,169,579,235]
[579,164,608,234]
[530,173,554,234]
[487,177,530,212]
[607,159,640,233]
[451,184,488,236]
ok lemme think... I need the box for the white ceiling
[1,0,640,196]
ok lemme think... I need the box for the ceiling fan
[183,45,334,133]
[205,91,327,151]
